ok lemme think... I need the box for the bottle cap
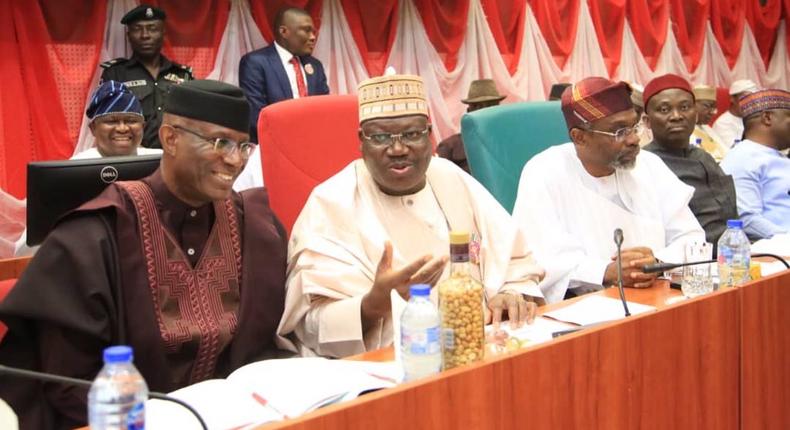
[103,345,133,364]
[449,231,470,245]
[726,219,743,229]
[409,284,431,297]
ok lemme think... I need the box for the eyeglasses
[360,125,432,148]
[586,123,643,143]
[172,125,255,159]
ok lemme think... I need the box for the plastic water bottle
[88,346,148,430]
[693,137,702,147]
[717,219,751,288]
[401,284,441,381]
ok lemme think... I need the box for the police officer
[100,4,193,148]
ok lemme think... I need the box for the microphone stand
[613,228,631,317]
[0,364,208,430]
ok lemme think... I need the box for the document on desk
[543,295,656,326]
[493,316,575,345]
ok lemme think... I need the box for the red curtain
[710,0,746,68]
[669,0,711,72]
[481,0,527,74]
[153,0,231,78]
[412,0,470,71]
[0,0,105,198]
[249,0,324,44]
[745,0,783,65]
[340,0,399,77]
[625,0,670,69]
[528,0,581,69]
[588,0,627,77]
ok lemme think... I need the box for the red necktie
[289,57,308,98]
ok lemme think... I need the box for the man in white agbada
[513,77,705,303]
[712,79,759,148]
[278,74,545,358]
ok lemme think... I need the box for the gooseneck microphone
[642,253,790,274]
[613,228,631,317]
[0,364,208,430]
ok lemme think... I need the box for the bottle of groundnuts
[439,231,485,370]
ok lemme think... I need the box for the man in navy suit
[239,7,330,142]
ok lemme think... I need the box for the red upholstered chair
[256,95,360,234]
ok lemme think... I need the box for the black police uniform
[100,56,192,148]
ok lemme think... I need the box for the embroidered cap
[121,4,166,25]
[560,77,633,130]
[643,74,693,108]
[738,89,790,118]
[357,74,428,124]
[86,80,143,122]
[693,85,716,102]
[164,80,250,133]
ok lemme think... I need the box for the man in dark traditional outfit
[642,74,737,246]
[0,80,288,429]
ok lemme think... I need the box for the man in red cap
[513,77,705,303]
[642,74,737,246]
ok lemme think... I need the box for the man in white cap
[690,84,728,162]
[712,79,759,149]
[278,74,545,358]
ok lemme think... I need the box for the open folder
[145,357,400,430]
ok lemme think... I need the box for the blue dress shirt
[720,139,790,239]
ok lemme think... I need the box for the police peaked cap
[121,5,166,25]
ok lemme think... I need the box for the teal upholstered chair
[461,101,569,213]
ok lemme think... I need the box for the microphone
[642,253,790,274]
[0,364,208,430]
[613,228,631,317]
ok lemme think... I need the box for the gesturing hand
[361,242,448,323]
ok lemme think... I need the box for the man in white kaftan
[278,75,545,358]
[513,77,705,303]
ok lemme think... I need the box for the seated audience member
[512,77,705,303]
[72,80,162,159]
[279,74,545,358]
[690,84,728,161]
[712,79,759,148]
[0,80,288,429]
[720,89,790,240]
[629,83,653,147]
[14,81,163,257]
[437,79,506,173]
[642,74,737,246]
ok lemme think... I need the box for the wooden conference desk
[258,272,790,430]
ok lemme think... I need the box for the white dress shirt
[274,41,308,99]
